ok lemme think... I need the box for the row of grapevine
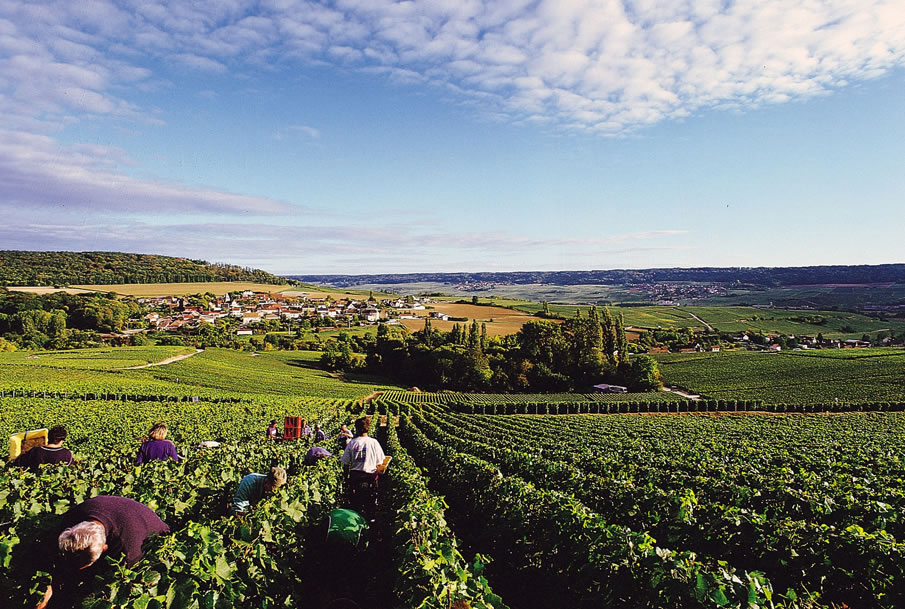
[447,398,905,415]
[413,407,905,607]
[381,412,508,608]
[655,349,905,404]
[1,437,344,607]
[398,413,783,609]
[0,389,247,403]
[377,391,456,404]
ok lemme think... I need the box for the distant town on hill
[293,264,905,289]
[292,264,905,310]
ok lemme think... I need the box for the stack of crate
[283,417,302,440]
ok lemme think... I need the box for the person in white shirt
[340,416,386,522]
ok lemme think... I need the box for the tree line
[0,251,291,286]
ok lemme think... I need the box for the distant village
[645,332,881,355]
[139,291,443,335]
[133,290,902,353]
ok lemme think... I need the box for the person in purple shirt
[304,446,333,465]
[36,496,170,608]
[14,425,73,472]
[135,423,180,464]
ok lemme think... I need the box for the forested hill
[293,264,905,288]
[0,251,291,286]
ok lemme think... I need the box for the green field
[0,346,400,400]
[0,346,196,370]
[4,342,905,608]
[509,303,905,338]
[141,349,400,399]
[695,283,905,308]
[676,305,905,337]
[0,349,502,608]
[403,406,905,608]
[238,326,378,344]
[655,347,905,404]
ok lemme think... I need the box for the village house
[242,312,262,325]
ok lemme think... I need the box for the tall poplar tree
[601,307,617,367]
[614,311,629,365]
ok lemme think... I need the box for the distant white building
[593,383,628,393]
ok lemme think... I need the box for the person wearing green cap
[231,467,287,514]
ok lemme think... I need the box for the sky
[1,0,904,276]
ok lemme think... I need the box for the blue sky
[1,1,903,275]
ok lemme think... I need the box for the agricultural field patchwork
[682,306,905,337]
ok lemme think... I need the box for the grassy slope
[136,348,401,399]
[0,346,195,369]
[0,346,400,400]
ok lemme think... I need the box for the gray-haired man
[37,496,169,608]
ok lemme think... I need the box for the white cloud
[0,210,690,274]
[4,0,903,135]
[273,124,321,140]
[168,53,227,73]
[0,129,299,216]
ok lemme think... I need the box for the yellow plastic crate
[9,428,48,461]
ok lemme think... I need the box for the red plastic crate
[284,416,302,428]
[283,426,301,440]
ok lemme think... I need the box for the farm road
[663,386,702,401]
[123,349,203,369]
[682,308,714,332]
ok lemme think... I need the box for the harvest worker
[267,419,280,440]
[340,416,386,522]
[304,446,333,465]
[135,423,180,464]
[14,425,73,471]
[336,424,353,450]
[36,496,170,609]
[230,467,288,514]
[325,508,368,548]
[314,424,326,442]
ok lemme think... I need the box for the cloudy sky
[1,0,903,275]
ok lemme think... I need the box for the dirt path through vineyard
[122,349,203,369]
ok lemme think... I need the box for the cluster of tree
[0,290,145,350]
[632,327,705,352]
[534,301,566,320]
[0,251,292,286]
[337,307,661,393]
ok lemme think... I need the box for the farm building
[593,383,628,393]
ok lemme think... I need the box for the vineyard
[656,348,905,404]
[0,347,401,401]
[2,346,904,608]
